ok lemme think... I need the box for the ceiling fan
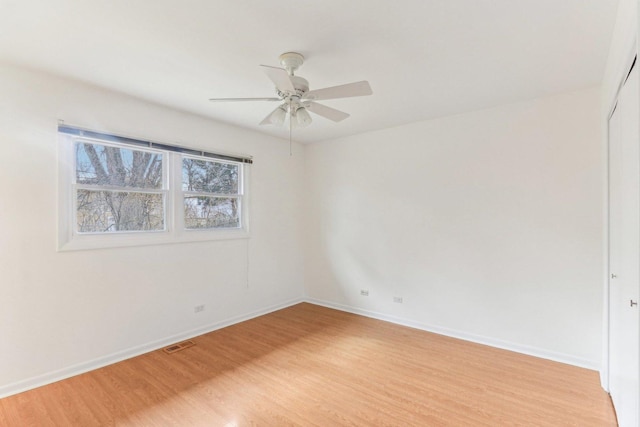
[209,52,373,129]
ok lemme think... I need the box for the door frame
[604,42,637,393]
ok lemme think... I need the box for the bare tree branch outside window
[182,158,240,229]
[72,141,244,235]
[75,142,164,233]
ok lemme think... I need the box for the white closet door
[609,64,640,427]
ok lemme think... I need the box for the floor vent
[163,340,195,354]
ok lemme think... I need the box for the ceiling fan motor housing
[291,76,309,96]
[276,75,309,99]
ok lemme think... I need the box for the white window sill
[58,229,250,252]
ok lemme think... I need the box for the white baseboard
[0,297,304,399]
[305,297,601,371]
[1,296,601,399]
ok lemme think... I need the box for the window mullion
[170,152,183,235]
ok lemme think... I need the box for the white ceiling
[0,0,619,143]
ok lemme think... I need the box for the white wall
[0,59,610,397]
[0,63,305,396]
[304,87,604,368]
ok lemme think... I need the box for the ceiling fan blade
[306,102,350,122]
[209,97,280,102]
[260,65,296,93]
[304,80,372,101]
[259,104,287,126]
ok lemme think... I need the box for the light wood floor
[0,303,616,426]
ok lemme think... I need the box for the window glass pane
[182,158,239,194]
[77,190,164,232]
[184,196,240,229]
[76,142,163,189]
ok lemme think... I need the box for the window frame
[180,153,244,231]
[73,138,169,235]
[58,132,250,251]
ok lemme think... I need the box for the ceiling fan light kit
[294,105,312,127]
[209,51,373,129]
[269,105,287,126]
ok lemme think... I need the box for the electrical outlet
[360,290,369,296]
[194,305,205,313]
[393,297,403,303]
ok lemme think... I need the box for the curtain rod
[58,124,253,164]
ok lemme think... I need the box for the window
[75,141,167,233]
[182,156,241,229]
[58,126,250,250]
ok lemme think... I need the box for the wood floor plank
[0,303,616,426]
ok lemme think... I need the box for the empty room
[0,0,638,425]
